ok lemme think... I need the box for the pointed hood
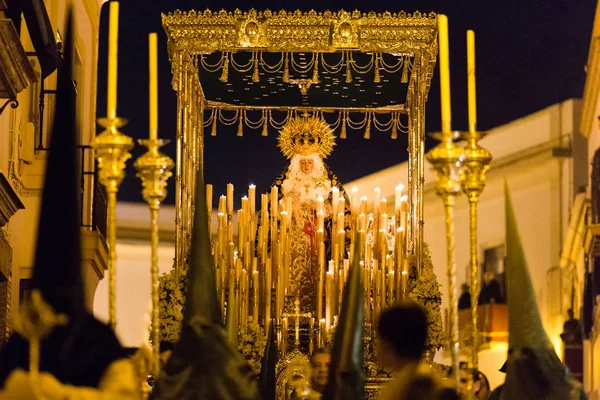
[503,183,580,399]
[505,183,552,350]
[259,322,276,400]
[31,15,83,316]
[323,231,364,400]
[181,173,222,326]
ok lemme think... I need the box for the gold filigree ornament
[12,289,68,399]
[277,115,336,159]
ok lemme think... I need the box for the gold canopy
[161,8,439,274]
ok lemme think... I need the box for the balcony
[457,303,509,346]
[78,145,108,310]
[0,2,36,112]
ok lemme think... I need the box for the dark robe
[479,279,504,304]
[0,311,125,388]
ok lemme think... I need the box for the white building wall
[347,99,585,390]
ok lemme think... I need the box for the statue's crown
[278,115,336,159]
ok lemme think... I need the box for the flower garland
[237,318,268,375]
[407,243,446,352]
[157,265,187,343]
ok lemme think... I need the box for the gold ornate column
[426,14,462,383]
[459,30,492,373]
[134,139,174,374]
[93,0,133,329]
[93,118,132,329]
[426,131,463,382]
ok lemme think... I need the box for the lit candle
[338,197,346,218]
[219,195,226,214]
[374,187,381,213]
[107,1,119,119]
[206,184,213,214]
[326,268,333,329]
[248,185,256,215]
[265,258,272,327]
[467,29,477,133]
[317,211,325,232]
[317,196,325,214]
[388,266,394,305]
[351,186,359,213]
[270,187,278,220]
[148,33,158,140]
[319,318,326,347]
[401,268,408,299]
[395,184,404,212]
[438,14,452,134]
[360,197,368,215]
[227,184,234,215]
[252,269,259,322]
[332,187,339,216]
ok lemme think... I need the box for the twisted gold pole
[459,130,491,374]
[134,139,174,375]
[93,117,133,329]
[426,131,463,385]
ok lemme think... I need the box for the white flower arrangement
[407,243,446,352]
[237,318,268,375]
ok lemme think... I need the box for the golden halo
[278,116,336,160]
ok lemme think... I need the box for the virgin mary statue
[271,116,351,313]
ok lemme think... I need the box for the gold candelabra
[458,129,491,372]
[134,139,174,375]
[92,117,133,329]
[460,29,492,373]
[425,131,463,383]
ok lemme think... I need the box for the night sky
[96,0,596,206]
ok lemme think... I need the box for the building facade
[0,0,109,344]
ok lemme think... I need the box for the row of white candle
[206,183,411,342]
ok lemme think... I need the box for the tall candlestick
[374,187,381,214]
[467,30,477,133]
[317,196,324,215]
[438,14,452,134]
[148,33,158,140]
[265,258,272,328]
[107,1,119,119]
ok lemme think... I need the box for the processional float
[159,8,439,397]
[81,4,492,400]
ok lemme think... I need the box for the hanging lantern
[312,53,319,84]
[283,53,290,83]
[401,56,409,83]
[364,113,371,139]
[262,111,269,136]
[211,109,218,136]
[237,112,244,137]
[252,52,260,83]
[220,52,229,83]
